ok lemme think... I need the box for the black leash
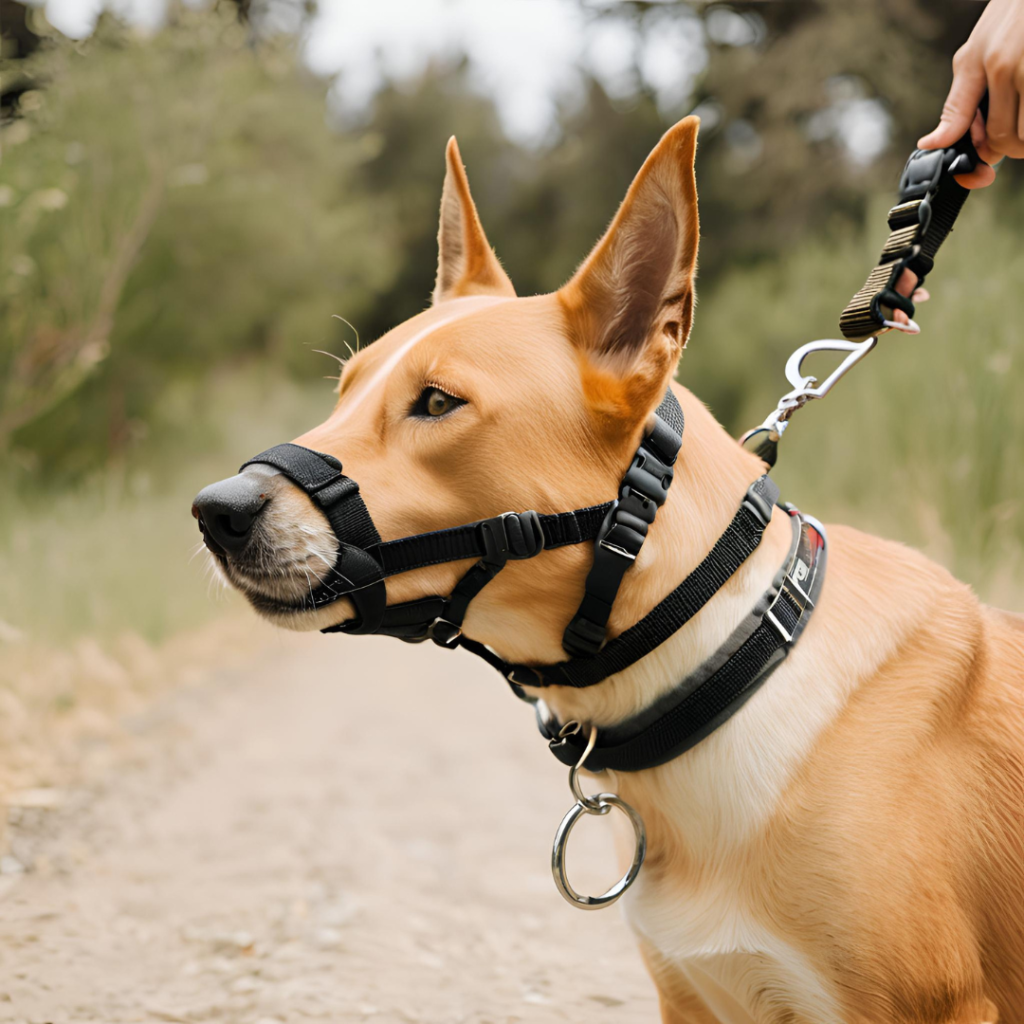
[839,102,984,341]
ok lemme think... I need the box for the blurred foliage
[1,0,993,482]
[598,0,989,273]
[0,0,1022,649]
[0,5,395,478]
[685,189,1024,598]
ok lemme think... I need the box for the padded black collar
[538,507,827,772]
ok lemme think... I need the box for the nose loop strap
[240,443,387,631]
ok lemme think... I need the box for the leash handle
[838,90,988,342]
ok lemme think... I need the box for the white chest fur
[624,865,842,1023]
[611,635,867,1024]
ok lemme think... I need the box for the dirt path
[0,631,658,1023]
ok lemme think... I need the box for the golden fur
[203,118,1024,1022]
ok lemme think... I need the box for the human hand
[917,0,1024,189]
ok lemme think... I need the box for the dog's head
[193,117,700,663]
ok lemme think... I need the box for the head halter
[212,387,823,774]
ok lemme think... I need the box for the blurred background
[1,1,1023,1013]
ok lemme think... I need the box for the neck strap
[537,508,827,772]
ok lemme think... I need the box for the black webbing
[372,504,611,578]
[552,590,800,772]
[240,443,342,492]
[562,390,684,658]
[504,475,779,689]
[240,443,382,549]
[654,388,684,435]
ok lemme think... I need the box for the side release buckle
[479,510,545,565]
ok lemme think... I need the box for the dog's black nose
[192,473,268,556]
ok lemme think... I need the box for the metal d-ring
[550,723,647,910]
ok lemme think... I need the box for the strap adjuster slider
[599,539,637,561]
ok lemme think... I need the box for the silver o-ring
[551,793,646,910]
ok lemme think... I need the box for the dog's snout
[192,473,269,556]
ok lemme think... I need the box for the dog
[193,117,1024,1023]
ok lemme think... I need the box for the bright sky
[37,0,708,144]
[34,0,887,158]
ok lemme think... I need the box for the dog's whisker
[331,314,361,356]
[312,348,347,369]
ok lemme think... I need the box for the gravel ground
[0,631,658,1023]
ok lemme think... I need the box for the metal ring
[568,724,606,812]
[551,793,646,910]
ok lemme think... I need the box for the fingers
[986,57,1024,158]
[951,110,1002,188]
[971,110,1002,165]
[918,48,988,150]
[956,163,998,189]
[889,268,918,325]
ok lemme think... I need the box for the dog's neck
[515,383,794,733]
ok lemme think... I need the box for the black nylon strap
[372,505,610,578]
[553,610,793,772]
[562,390,684,658]
[502,475,779,689]
[543,510,827,772]
[241,443,344,492]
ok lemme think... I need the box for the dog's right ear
[432,137,515,305]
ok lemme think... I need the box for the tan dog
[194,117,1024,1023]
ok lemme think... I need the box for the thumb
[918,64,987,149]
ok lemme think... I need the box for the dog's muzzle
[194,390,687,654]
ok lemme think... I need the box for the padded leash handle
[839,92,988,341]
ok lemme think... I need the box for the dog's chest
[625,870,841,1024]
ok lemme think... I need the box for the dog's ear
[433,137,515,305]
[558,117,699,420]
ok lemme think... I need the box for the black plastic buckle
[561,615,608,657]
[479,510,545,565]
[429,617,463,648]
[621,446,674,508]
[897,147,946,204]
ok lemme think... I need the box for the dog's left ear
[559,117,699,417]
[433,137,516,305]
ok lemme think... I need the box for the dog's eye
[412,386,465,419]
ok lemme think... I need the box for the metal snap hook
[550,724,647,910]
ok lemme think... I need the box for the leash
[740,99,987,469]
